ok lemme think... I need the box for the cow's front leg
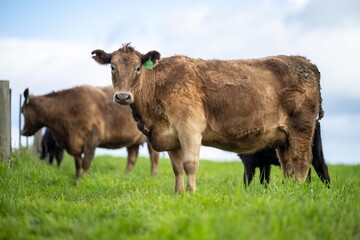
[168,148,200,193]
[185,160,199,192]
[125,145,139,172]
[169,129,202,192]
[168,150,185,193]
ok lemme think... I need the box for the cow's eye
[111,65,116,73]
[135,65,141,73]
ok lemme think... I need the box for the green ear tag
[26,97,30,104]
[144,58,154,70]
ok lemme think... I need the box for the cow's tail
[312,121,330,186]
[40,140,47,160]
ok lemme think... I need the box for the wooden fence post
[0,80,11,161]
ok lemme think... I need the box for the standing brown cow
[92,43,324,192]
[21,86,159,178]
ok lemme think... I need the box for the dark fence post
[0,80,11,161]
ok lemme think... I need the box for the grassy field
[1,149,359,240]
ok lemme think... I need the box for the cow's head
[21,88,42,136]
[91,43,160,105]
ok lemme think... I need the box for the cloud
[0,38,109,93]
[288,0,360,30]
[154,4,292,58]
[0,38,111,149]
[293,26,360,101]
[321,114,360,164]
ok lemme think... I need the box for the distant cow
[239,121,330,186]
[21,86,159,178]
[40,128,64,167]
[92,43,324,192]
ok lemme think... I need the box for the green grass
[1,149,359,240]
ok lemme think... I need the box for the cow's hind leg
[56,150,63,167]
[280,86,318,182]
[82,130,99,174]
[288,124,315,183]
[49,153,54,165]
[82,147,95,173]
[260,164,271,185]
[125,145,139,172]
[243,164,255,187]
[291,138,312,183]
[74,154,83,179]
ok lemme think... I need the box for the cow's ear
[141,51,161,69]
[23,88,30,104]
[91,49,111,64]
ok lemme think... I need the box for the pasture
[1,149,359,239]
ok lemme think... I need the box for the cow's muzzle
[114,92,134,105]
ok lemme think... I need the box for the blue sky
[0,0,359,164]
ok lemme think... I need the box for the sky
[0,0,359,164]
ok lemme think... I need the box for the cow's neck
[129,104,150,137]
[131,93,153,133]
[130,70,158,132]
[135,69,156,112]
[138,69,156,98]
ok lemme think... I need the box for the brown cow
[21,86,159,178]
[92,43,324,192]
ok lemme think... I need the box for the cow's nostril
[126,95,131,100]
[115,94,121,102]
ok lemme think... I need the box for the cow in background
[239,121,330,187]
[92,44,324,192]
[40,128,64,167]
[21,86,159,179]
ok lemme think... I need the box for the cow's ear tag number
[144,58,153,70]
[26,97,30,104]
